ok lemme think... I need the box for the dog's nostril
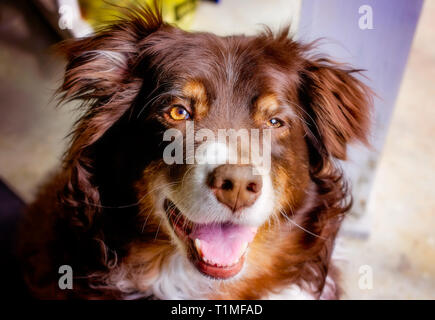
[246,182,260,193]
[221,179,233,191]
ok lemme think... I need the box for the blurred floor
[0,0,434,299]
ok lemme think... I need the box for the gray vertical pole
[297,0,424,237]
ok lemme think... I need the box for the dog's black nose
[208,164,262,212]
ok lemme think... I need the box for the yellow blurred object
[78,0,198,30]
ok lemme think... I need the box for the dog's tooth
[194,238,201,249]
[194,239,203,257]
[240,241,248,255]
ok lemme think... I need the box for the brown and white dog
[18,5,372,299]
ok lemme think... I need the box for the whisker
[279,207,327,240]
[75,180,179,210]
[154,215,164,240]
[180,165,198,189]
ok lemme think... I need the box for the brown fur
[17,3,372,299]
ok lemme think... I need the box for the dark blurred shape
[0,180,29,299]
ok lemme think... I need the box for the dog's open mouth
[164,199,257,279]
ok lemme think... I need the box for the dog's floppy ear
[300,57,373,160]
[56,5,164,229]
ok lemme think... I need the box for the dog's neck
[97,246,321,300]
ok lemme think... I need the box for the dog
[18,4,372,299]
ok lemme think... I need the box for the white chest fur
[139,252,318,300]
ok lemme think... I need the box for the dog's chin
[163,199,257,280]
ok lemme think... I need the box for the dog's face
[59,8,371,287]
[131,28,370,280]
[131,28,318,279]
[135,30,313,278]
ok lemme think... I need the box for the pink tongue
[189,223,257,266]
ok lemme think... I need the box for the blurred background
[0,0,434,299]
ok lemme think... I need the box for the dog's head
[57,6,371,284]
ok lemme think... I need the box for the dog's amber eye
[169,105,191,121]
[267,118,283,128]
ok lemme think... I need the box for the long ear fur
[300,57,373,160]
[56,4,165,229]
